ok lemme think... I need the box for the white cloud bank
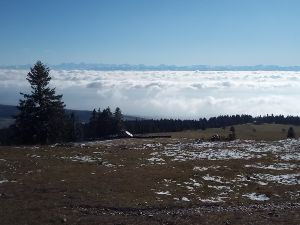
[1,70,300,118]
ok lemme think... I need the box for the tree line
[0,61,299,145]
[124,114,300,134]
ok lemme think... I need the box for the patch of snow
[155,191,171,195]
[245,163,299,170]
[102,162,116,168]
[181,197,190,201]
[186,186,194,191]
[62,155,99,163]
[193,166,208,171]
[243,193,270,201]
[208,185,232,191]
[280,153,300,161]
[202,174,227,184]
[0,179,9,184]
[257,181,268,185]
[193,165,221,171]
[254,173,300,185]
[190,178,202,187]
[144,143,162,148]
[147,157,166,165]
[198,197,225,203]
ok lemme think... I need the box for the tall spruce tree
[114,107,124,132]
[15,61,66,144]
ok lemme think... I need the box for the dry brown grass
[0,137,299,224]
[149,123,300,141]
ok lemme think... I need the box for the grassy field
[0,135,299,224]
[149,123,300,141]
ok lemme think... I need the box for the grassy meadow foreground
[0,125,300,224]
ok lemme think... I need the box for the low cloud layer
[1,70,300,118]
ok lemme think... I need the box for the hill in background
[0,104,140,129]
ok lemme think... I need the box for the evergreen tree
[15,61,66,144]
[102,107,113,136]
[114,107,124,132]
[89,109,98,138]
[64,112,77,142]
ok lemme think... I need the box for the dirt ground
[0,137,299,224]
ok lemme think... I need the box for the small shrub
[287,127,295,139]
[228,126,236,141]
[228,132,236,141]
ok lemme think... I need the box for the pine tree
[89,109,98,138]
[114,107,124,133]
[64,112,77,142]
[15,61,66,144]
[102,107,113,136]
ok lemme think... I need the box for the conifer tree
[15,61,66,144]
[114,107,124,132]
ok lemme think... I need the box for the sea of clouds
[1,70,300,118]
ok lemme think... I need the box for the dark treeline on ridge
[1,61,300,145]
[125,114,300,134]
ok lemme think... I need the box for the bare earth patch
[0,138,299,224]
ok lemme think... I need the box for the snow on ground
[181,197,190,201]
[139,140,300,172]
[198,196,225,203]
[142,139,300,203]
[242,193,270,201]
[0,179,9,184]
[145,139,300,162]
[59,138,300,203]
[253,173,300,185]
[65,155,98,163]
[245,163,299,170]
[155,191,171,196]
[202,174,228,184]
[193,165,221,171]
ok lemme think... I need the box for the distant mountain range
[0,104,141,129]
[1,63,300,71]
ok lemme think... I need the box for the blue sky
[0,0,300,66]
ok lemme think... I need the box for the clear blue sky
[1,0,300,66]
